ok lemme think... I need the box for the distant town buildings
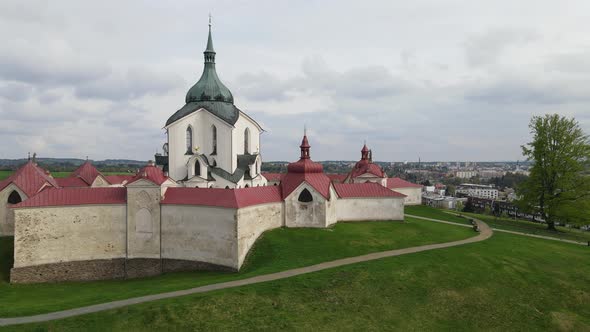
[456,183,499,199]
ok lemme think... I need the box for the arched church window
[225,186,230,189]
[186,127,193,153]
[244,128,250,154]
[298,188,313,203]
[195,160,201,177]
[211,125,217,155]
[245,184,249,188]
[7,190,22,204]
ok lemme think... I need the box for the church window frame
[244,128,250,154]
[211,125,217,155]
[186,126,194,154]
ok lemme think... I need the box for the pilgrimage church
[0,24,422,283]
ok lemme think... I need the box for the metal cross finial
[209,13,212,27]
[304,123,307,136]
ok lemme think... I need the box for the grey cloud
[0,81,34,101]
[236,57,410,103]
[465,78,590,105]
[74,68,184,101]
[0,52,108,86]
[464,28,538,67]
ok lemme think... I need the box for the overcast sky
[1,0,589,162]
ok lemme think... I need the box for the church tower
[158,20,267,188]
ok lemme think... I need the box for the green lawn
[4,232,589,331]
[0,218,473,317]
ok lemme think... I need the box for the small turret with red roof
[281,131,332,199]
[345,143,386,183]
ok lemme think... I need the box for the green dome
[185,26,234,104]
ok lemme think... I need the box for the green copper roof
[185,26,234,105]
[166,101,240,126]
[167,25,239,127]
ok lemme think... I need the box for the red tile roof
[55,177,90,188]
[347,160,385,180]
[326,173,347,183]
[129,165,169,186]
[281,173,332,199]
[70,161,102,185]
[0,161,58,197]
[12,187,127,208]
[334,183,406,198]
[262,173,284,181]
[162,186,282,208]
[386,177,422,189]
[105,175,135,185]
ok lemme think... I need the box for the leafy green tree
[518,114,590,230]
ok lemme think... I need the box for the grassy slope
[0,218,473,317]
[4,233,589,331]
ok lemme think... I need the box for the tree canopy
[518,114,590,230]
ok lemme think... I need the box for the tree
[518,114,590,230]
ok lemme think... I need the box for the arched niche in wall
[135,208,152,234]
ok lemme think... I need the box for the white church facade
[0,25,421,284]
[157,24,266,189]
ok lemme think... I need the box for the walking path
[437,212,588,246]
[0,219,492,327]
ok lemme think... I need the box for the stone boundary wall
[10,258,237,284]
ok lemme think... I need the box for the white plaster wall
[0,184,27,236]
[161,205,238,269]
[13,205,127,268]
[167,109,234,181]
[393,187,422,205]
[236,202,282,268]
[336,197,404,221]
[284,183,328,228]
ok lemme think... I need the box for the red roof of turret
[70,161,103,185]
[12,187,127,208]
[0,161,58,197]
[162,186,282,208]
[129,164,169,186]
[348,159,385,179]
[281,134,332,199]
[334,183,406,198]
